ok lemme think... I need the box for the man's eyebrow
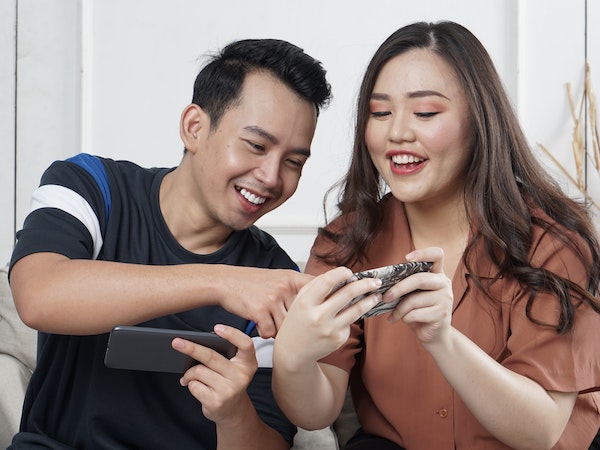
[244,125,278,144]
[243,125,311,158]
[294,148,311,159]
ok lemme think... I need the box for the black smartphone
[332,261,433,318]
[104,325,237,374]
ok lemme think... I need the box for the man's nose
[255,156,280,188]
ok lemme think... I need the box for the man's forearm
[215,394,289,450]
[10,253,229,335]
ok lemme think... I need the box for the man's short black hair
[192,38,332,129]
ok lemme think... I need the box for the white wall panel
[518,0,599,227]
[83,0,516,264]
[0,1,16,264]
[14,0,81,255]
[518,1,586,193]
[19,1,597,265]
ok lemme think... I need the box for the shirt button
[437,408,448,418]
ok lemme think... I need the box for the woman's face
[365,49,473,208]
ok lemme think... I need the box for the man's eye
[246,140,265,151]
[370,111,391,118]
[415,112,438,118]
[287,159,304,168]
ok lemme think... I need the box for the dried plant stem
[538,143,581,188]
[566,82,585,189]
[538,142,600,211]
[539,64,600,212]
[588,63,600,171]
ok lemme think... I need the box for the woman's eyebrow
[370,93,390,101]
[406,90,449,100]
[370,90,450,101]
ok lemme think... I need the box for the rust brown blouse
[306,196,600,449]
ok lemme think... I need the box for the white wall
[0,1,16,267]
[518,0,600,226]
[2,0,598,266]
[1,0,81,265]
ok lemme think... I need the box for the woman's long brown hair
[318,21,600,333]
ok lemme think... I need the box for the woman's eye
[415,112,438,118]
[370,111,391,118]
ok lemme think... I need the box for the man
[8,38,331,449]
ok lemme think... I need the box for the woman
[273,21,600,449]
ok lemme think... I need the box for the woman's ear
[180,104,209,154]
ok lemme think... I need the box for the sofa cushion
[0,266,37,448]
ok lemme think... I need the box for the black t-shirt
[9,154,297,449]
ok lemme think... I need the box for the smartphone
[332,261,433,319]
[104,325,237,374]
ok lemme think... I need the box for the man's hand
[174,324,255,423]
[219,267,314,338]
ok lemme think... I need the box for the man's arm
[10,252,312,338]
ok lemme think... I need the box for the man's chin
[228,216,264,231]
[228,203,279,230]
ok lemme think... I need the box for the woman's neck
[405,196,469,280]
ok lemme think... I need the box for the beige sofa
[0,266,356,449]
[0,266,37,448]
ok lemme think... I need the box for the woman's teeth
[240,188,266,205]
[391,154,424,165]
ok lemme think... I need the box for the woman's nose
[389,113,415,143]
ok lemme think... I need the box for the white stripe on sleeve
[252,337,274,369]
[30,184,104,259]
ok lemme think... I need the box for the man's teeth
[240,188,266,205]
[391,154,424,165]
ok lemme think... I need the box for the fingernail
[214,324,225,333]
[172,338,184,349]
[369,292,382,305]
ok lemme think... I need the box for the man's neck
[159,168,232,255]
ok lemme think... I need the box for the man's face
[188,71,318,232]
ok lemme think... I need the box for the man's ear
[180,104,210,154]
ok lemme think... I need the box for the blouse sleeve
[502,227,600,393]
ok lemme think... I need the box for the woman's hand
[276,266,383,367]
[386,247,454,346]
[272,267,383,429]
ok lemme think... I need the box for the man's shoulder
[238,226,297,269]
[246,225,279,246]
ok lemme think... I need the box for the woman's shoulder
[528,204,593,269]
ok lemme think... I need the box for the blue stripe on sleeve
[244,321,256,335]
[67,153,112,220]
